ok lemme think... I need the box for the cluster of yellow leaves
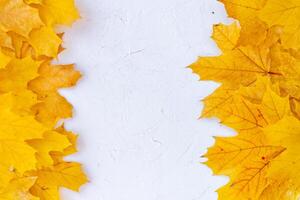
[0,0,87,199]
[190,0,300,199]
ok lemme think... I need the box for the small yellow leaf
[32,92,73,125]
[190,44,278,86]
[29,63,81,95]
[55,125,78,156]
[27,131,71,167]
[38,0,80,26]
[33,162,87,191]
[29,26,62,57]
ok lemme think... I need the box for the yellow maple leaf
[193,0,300,199]
[27,131,71,167]
[31,92,74,125]
[29,26,62,58]
[228,88,287,131]
[0,0,42,36]
[38,0,80,26]
[0,0,86,198]
[31,162,87,192]
[28,63,81,124]
[55,125,78,156]
[29,62,81,95]
[205,133,285,199]
[190,41,283,87]
[0,57,40,93]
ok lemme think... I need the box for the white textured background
[57,0,235,199]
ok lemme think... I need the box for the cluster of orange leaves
[0,0,87,199]
[190,0,300,199]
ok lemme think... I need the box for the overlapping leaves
[0,0,87,199]
[191,0,300,199]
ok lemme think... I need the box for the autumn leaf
[31,162,87,192]
[0,57,41,93]
[190,33,283,86]
[38,0,80,26]
[0,0,86,199]
[29,26,62,58]
[204,133,285,199]
[192,0,300,199]
[31,92,74,125]
[55,125,78,156]
[29,62,81,95]
[0,0,43,36]
[27,131,71,167]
